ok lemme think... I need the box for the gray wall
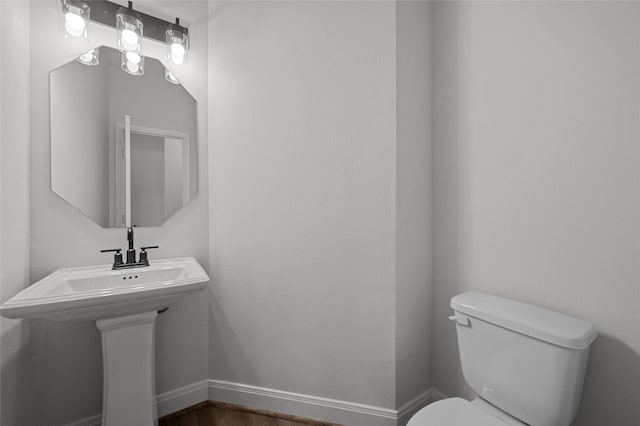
[431,2,640,425]
[208,0,399,411]
[395,0,433,412]
[1,2,32,425]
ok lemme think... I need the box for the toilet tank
[450,291,597,426]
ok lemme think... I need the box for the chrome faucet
[126,226,136,264]
[101,227,159,270]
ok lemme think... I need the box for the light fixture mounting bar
[86,0,188,44]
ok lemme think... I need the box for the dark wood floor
[159,401,343,426]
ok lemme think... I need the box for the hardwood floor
[158,401,343,426]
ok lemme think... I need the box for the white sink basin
[0,256,209,425]
[0,257,209,321]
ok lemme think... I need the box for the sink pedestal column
[96,311,158,426]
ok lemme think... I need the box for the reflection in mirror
[50,46,197,228]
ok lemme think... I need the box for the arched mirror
[49,46,197,228]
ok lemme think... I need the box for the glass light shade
[76,48,99,66]
[116,10,143,53]
[61,1,90,40]
[166,28,188,65]
[165,69,180,85]
[121,51,144,76]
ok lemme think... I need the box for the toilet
[408,291,597,426]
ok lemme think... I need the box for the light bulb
[120,28,139,51]
[170,42,185,64]
[77,48,99,66]
[170,43,185,58]
[121,50,144,75]
[125,51,141,64]
[78,51,93,62]
[166,28,188,65]
[126,61,140,74]
[165,69,179,85]
[171,53,184,65]
[116,10,143,53]
[64,10,86,37]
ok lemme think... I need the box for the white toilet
[408,291,597,426]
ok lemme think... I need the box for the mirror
[50,46,197,228]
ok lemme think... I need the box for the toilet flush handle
[448,315,470,327]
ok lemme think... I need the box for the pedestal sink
[0,257,209,426]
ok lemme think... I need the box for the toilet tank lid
[451,291,597,349]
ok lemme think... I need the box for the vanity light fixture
[165,69,180,85]
[60,1,190,76]
[60,0,90,40]
[77,48,99,66]
[121,50,144,75]
[166,19,188,65]
[116,2,143,53]
[68,1,190,59]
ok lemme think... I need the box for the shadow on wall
[40,319,104,425]
[0,319,33,425]
[573,333,640,425]
[208,289,256,385]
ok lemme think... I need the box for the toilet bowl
[407,291,597,426]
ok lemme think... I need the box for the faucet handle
[100,249,123,267]
[139,246,159,264]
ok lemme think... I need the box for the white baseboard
[396,390,432,425]
[67,379,446,426]
[208,379,445,426]
[156,379,209,417]
[430,388,448,402]
[396,388,448,426]
[64,380,209,426]
[208,379,397,426]
[65,414,102,426]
